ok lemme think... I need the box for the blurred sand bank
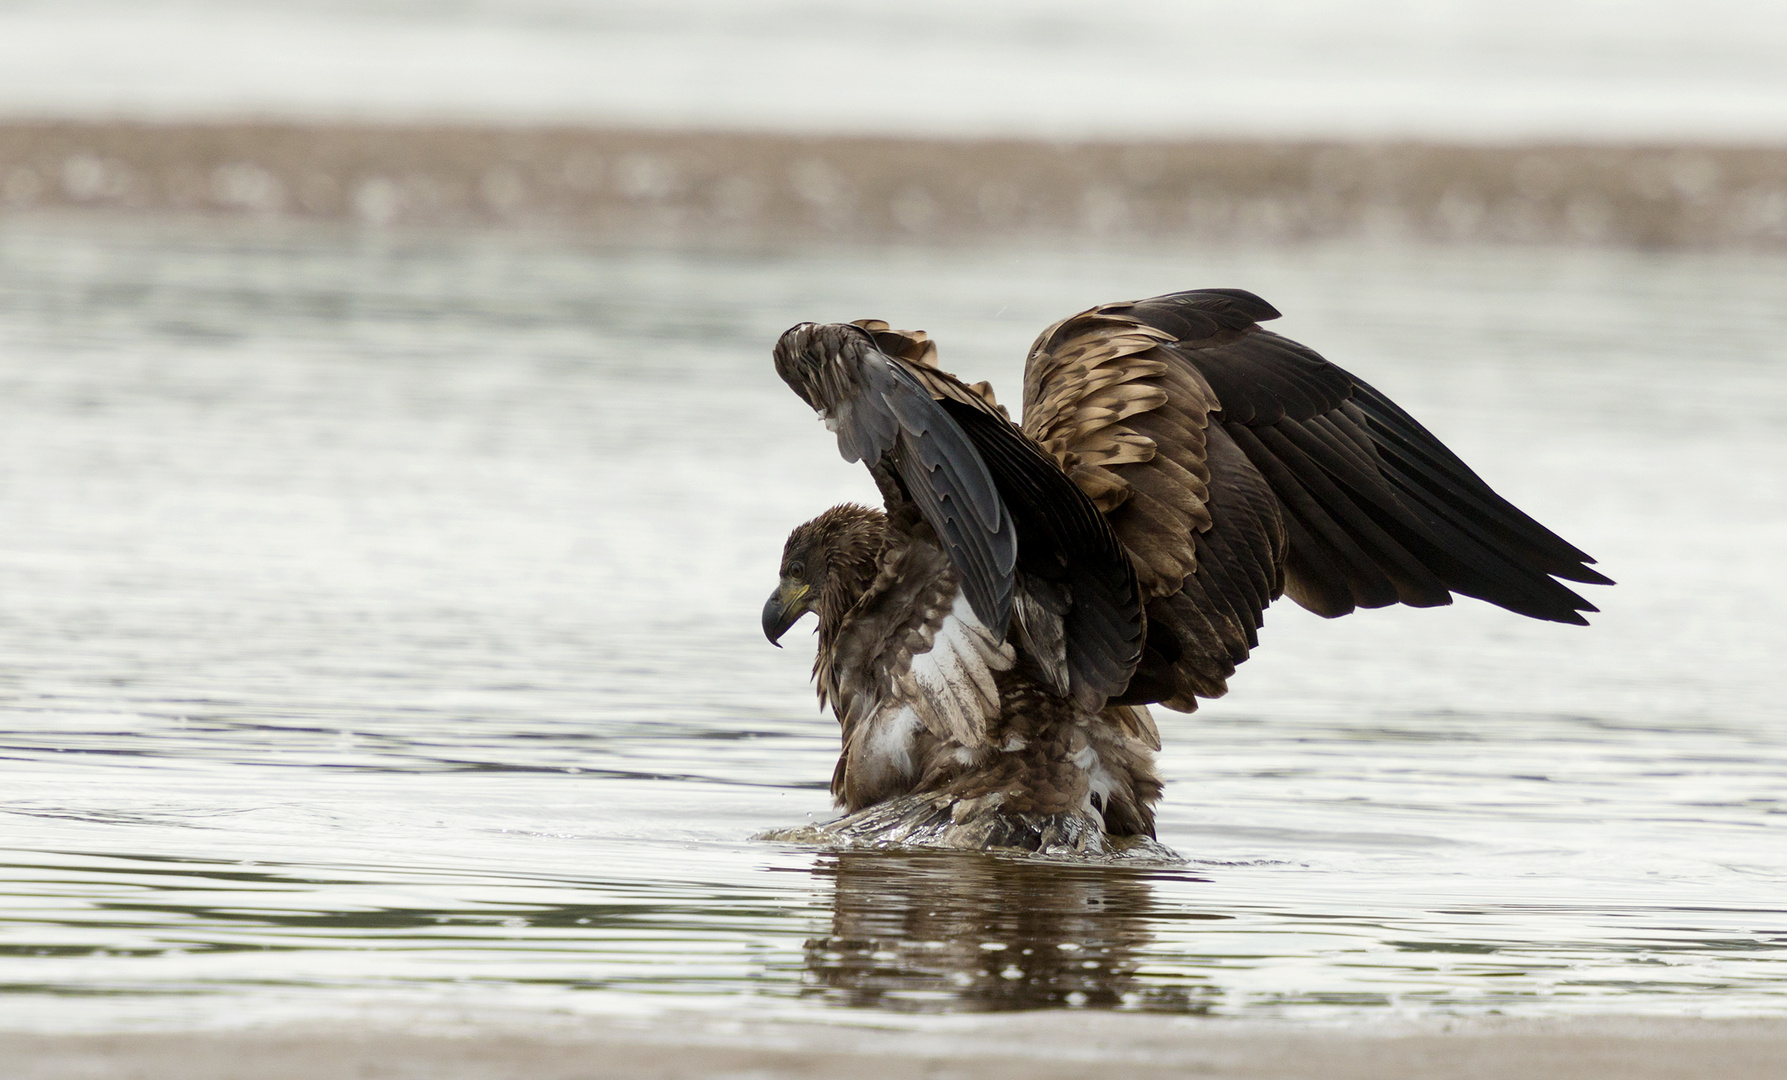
[3,121,1784,248]
[6,1013,1785,1080]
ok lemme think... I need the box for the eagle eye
[788,560,806,578]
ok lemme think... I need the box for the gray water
[5,0,1787,140]
[0,216,1784,1031]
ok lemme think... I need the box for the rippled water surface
[0,217,1783,1030]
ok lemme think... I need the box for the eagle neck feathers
[802,505,889,712]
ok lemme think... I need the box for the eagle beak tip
[763,587,802,646]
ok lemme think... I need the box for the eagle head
[763,504,887,646]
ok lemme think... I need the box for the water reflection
[801,852,1219,1013]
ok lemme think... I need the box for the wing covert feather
[1021,313,1216,601]
[1020,287,1607,711]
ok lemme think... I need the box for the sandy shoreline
[7,1012,1783,1080]
[3,121,1785,248]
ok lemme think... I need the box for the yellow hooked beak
[761,579,812,646]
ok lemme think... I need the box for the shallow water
[0,217,1783,1030]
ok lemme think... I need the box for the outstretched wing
[1022,288,1609,712]
[773,320,1144,710]
[775,321,1018,634]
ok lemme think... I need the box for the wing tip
[1557,563,1616,587]
[1167,288,1282,323]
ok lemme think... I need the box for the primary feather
[764,291,1607,855]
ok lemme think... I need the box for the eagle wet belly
[761,289,1608,856]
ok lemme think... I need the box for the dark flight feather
[1019,287,1608,708]
[774,323,1019,635]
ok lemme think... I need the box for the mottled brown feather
[1019,306,1278,708]
[1013,288,1602,714]
[1021,311,1215,601]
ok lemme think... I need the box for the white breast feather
[854,704,922,791]
[1072,744,1116,814]
[907,592,1014,747]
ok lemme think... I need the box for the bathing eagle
[763,289,1607,855]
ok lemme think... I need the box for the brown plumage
[763,290,1609,856]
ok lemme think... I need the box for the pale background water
[0,216,1782,1029]
[2,0,1787,140]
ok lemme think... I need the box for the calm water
[4,0,1787,140]
[0,216,1783,1031]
